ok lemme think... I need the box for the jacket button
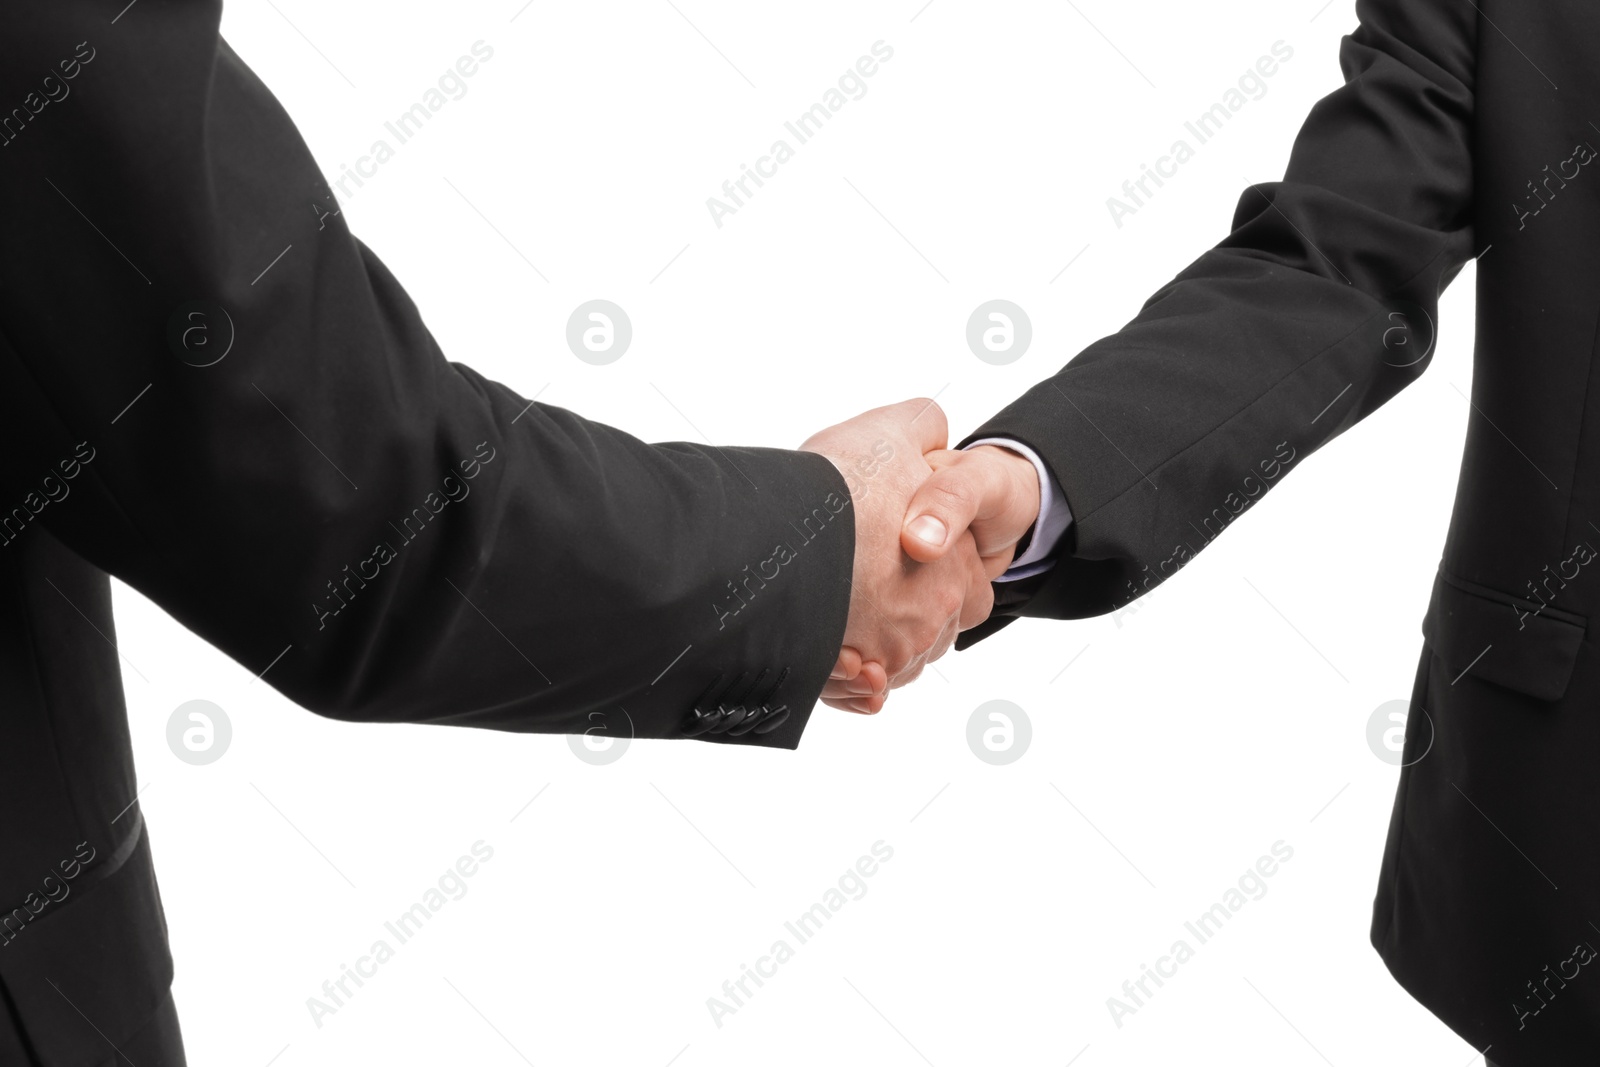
[753,705,790,734]
[714,705,748,733]
[726,705,768,736]
[683,706,724,737]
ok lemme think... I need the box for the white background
[110,0,1482,1063]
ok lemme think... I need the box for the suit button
[683,705,724,737]
[753,705,790,734]
[715,705,749,733]
[726,705,768,736]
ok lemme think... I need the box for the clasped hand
[800,399,1042,715]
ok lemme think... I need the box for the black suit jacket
[966,0,1598,1060]
[0,4,854,1062]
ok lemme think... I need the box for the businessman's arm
[902,0,1475,635]
[0,4,973,746]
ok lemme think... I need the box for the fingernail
[908,514,947,547]
[846,677,874,695]
[829,667,847,680]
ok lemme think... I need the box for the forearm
[0,3,853,746]
[964,0,1475,620]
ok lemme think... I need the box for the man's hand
[801,400,1001,714]
[900,445,1042,569]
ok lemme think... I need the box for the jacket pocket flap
[1421,570,1586,702]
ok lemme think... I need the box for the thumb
[900,463,985,563]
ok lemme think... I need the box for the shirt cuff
[963,438,1073,582]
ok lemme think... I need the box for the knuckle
[903,397,947,433]
[883,641,914,679]
[925,477,972,512]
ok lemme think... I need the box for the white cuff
[964,438,1073,582]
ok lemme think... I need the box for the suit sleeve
[960,0,1476,633]
[0,3,853,747]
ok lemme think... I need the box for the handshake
[800,398,1045,715]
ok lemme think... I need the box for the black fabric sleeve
[961,0,1476,631]
[0,3,852,747]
